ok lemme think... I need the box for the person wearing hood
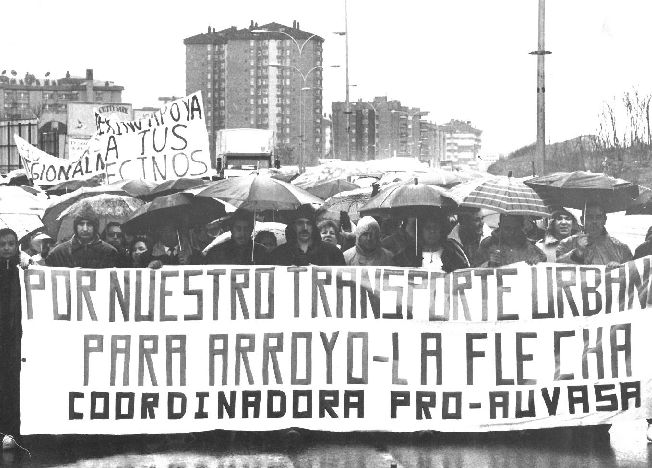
[343,217,394,266]
[536,208,579,262]
[269,204,345,266]
[46,208,119,268]
[474,214,547,267]
[0,229,24,439]
[203,210,268,265]
[634,226,652,260]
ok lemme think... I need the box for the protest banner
[68,102,133,139]
[94,92,213,183]
[68,138,90,161]
[19,260,652,435]
[15,135,104,186]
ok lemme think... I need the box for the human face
[76,220,95,242]
[106,225,124,249]
[553,214,573,238]
[459,211,484,237]
[420,220,441,249]
[358,229,379,252]
[159,226,178,247]
[231,219,253,246]
[294,218,313,243]
[583,206,607,238]
[499,216,524,244]
[320,226,338,245]
[131,241,148,260]
[257,234,277,252]
[0,234,17,260]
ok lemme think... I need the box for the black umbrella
[145,178,206,199]
[525,171,639,213]
[122,193,226,233]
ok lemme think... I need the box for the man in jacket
[556,202,632,267]
[269,204,345,266]
[46,208,119,268]
[203,210,268,265]
[447,207,491,268]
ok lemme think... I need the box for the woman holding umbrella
[535,207,580,262]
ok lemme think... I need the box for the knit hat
[551,207,574,220]
[73,204,100,233]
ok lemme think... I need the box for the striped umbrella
[445,175,553,217]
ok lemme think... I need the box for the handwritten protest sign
[94,92,213,183]
[20,261,652,435]
[15,135,103,186]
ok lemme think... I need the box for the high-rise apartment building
[184,21,324,167]
[441,119,482,164]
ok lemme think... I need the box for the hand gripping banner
[19,260,652,434]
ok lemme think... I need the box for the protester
[129,236,153,268]
[318,219,341,248]
[474,214,547,267]
[203,210,268,265]
[524,216,545,244]
[254,230,277,253]
[343,216,394,266]
[393,212,468,272]
[382,217,417,260]
[149,223,197,266]
[556,202,632,267]
[447,207,490,268]
[46,209,119,268]
[536,208,579,262]
[269,204,345,266]
[102,222,131,267]
[29,232,54,266]
[633,226,652,260]
[0,229,22,440]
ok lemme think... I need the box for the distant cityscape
[0,20,490,174]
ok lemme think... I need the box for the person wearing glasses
[102,222,131,268]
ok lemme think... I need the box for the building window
[95,92,104,102]
[207,92,212,98]
[17,92,29,101]
[207,54,211,61]
[284,128,290,134]
[4,91,15,101]
[207,45,212,51]
[208,73,212,80]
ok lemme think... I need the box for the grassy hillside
[488,136,652,186]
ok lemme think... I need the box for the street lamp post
[270,64,323,172]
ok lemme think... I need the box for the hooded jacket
[46,213,119,268]
[343,217,394,266]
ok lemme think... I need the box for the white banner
[94,92,213,183]
[15,135,103,186]
[19,261,652,435]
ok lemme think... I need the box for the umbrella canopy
[525,171,639,213]
[305,179,360,199]
[122,193,226,234]
[377,169,473,189]
[446,176,553,217]
[46,174,105,195]
[54,194,145,241]
[109,179,158,198]
[146,177,206,199]
[359,179,454,217]
[195,174,323,211]
[42,185,128,237]
[318,186,376,223]
[0,186,47,240]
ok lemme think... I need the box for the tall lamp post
[270,64,323,172]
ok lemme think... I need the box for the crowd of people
[5,200,645,272]
[0,199,649,443]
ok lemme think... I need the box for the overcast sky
[4,0,652,155]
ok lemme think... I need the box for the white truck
[216,129,276,178]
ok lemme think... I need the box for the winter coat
[393,239,469,272]
[46,235,119,268]
[203,239,269,265]
[0,255,21,435]
[344,245,395,267]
